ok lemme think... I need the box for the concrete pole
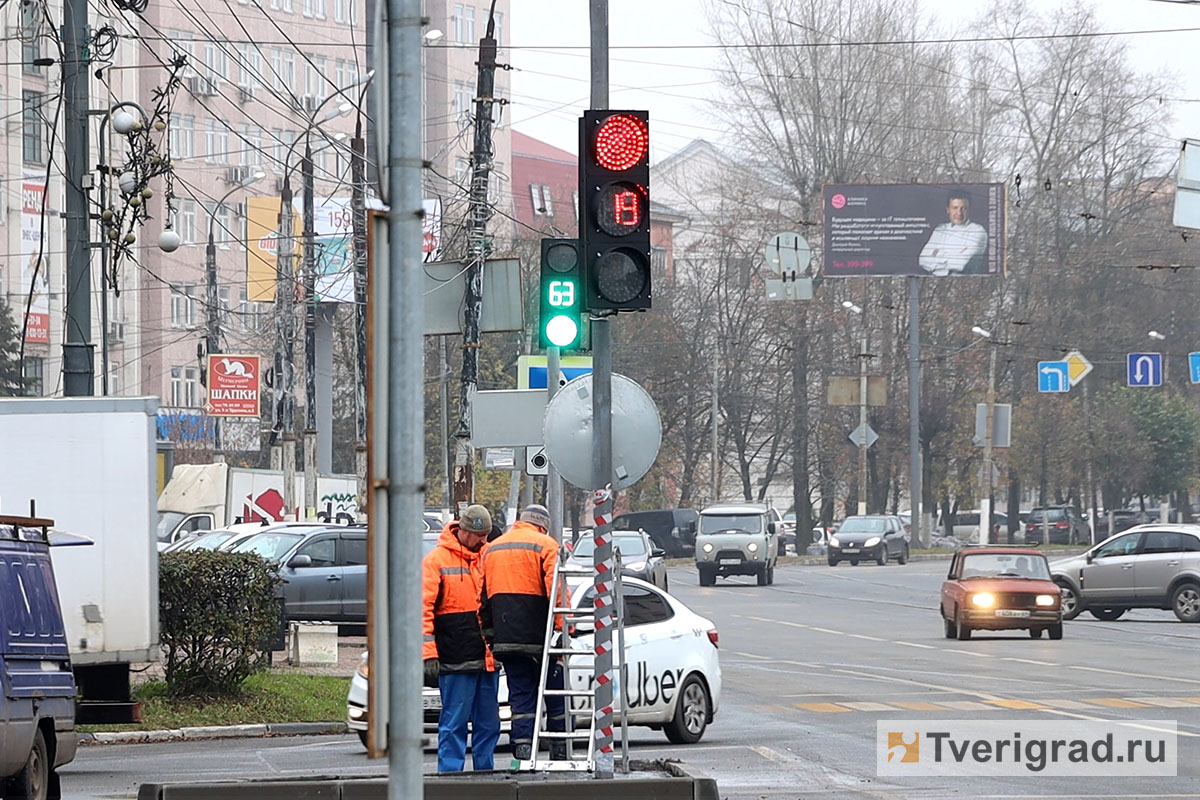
[589,0,615,779]
[547,346,563,543]
[275,179,298,519]
[711,359,719,503]
[303,143,318,519]
[386,0,424,794]
[908,277,925,547]
[857,328,868,516]
[439,336,451,517]
[351,127,368,518]
[62,0,94,396]
[980,344,997,545]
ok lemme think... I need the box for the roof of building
[512,131,576,164]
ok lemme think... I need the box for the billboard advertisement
[313,198,354,303]
[823,183,1006,277]
[246,195,286,302]
[21,175,50,343]
[205,354,261,417]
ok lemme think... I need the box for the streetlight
[205,169,265,457]
[842,301,868,515]
[974,325,998,545]
[1149,330,1166,341]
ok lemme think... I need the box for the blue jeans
[498,654,564,748]
[437,670,500,772]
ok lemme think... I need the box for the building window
[236,44,260,95]
[170,367,200,407]
[108,362,122,396]
[218,286,232,329]
[454,157,471,191]
[239,289,263,332]
[651,246,668,273]
[303,0,327,18]
[20,1,41,75]
[573,190,579,223]
[21,357,43,397]
[172,201,197,244]
[334,0,353,23]
[170,115,195,159]
[170,284,197,328]
[453,81,472,119]
[203,40,228,86]
[453,4,475,43]
[493,12,503,48]
[22,92,44,164]
[216,204,233,248]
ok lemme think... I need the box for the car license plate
[841,548,859,554]
[422,695,442,710]
[719,558,741,565]
[995,609,1030,618]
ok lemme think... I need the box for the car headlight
[1035,594,1057,607]
[747,542,759,553]
[971,593,995,608]
[356,651,369,680]
[864,537,881,547]
[702,542,714,553]
[829,536,840,547]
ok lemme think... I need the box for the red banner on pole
[205,354,261,417]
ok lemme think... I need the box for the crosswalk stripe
[1088,698,1150,708]
[891,701,946,711]
[841,702,897,712]
[1038,699,1093,710]
[937,700,999,711]
[795,702,852,713]
[1129,697,1198,708]
[986,699,1046,710]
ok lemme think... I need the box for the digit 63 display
[539,238,584,350]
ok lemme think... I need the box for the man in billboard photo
[919,190,989,275]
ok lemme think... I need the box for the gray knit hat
[520,503,551,531]
[460,504,492,535]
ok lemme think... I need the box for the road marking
[985,698,1046,710]
[748,745,792,763]
[937,700,998,711]
[794,702,852,713]
[840,701,896,712]
[1039,699,1093,709]
[729,650,770,660]
[1002,657,1058,666]
[845,633,887,641]
[894,641,936,649]
[1037,707,1200,738]
[1087,697,1150,708]
[890,701,946,711]
[942,647,993,658]
[1132,697,1200,708]
[1071,665,1200,686]
[810,626,841,634]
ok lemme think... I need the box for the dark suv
[1025,506,1090,545]
[610,508,698,558]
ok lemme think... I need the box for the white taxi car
[566,576,721,744]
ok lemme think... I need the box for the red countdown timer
[596,181,646,237]
[594,114,649,171]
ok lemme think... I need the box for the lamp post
[206,170,264,458]
[1148,330,1170,523]
[843,301,868,515]
[972,325,997,545]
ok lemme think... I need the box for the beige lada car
[694,503,781,587]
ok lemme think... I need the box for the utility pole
[303,142,318,518]
[589,0,615,780]
[711,359,719,503]
[857,327,869,516]
[351,124,368,517]
[980,342,997,545]
[62,0,93,396]
[451,7,499,511]
[908,277,924,547]
[546,347,563,543]
[274,181,297,519]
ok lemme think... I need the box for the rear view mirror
[768,522,777,534]
[288,554,313,569]
[651,548,665,558]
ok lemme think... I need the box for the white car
[565,576,721,744]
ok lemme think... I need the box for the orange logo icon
[887,732,919,763]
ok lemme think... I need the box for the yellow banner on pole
[246,196,294,302]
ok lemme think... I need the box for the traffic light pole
[547,347,563,544]
[62,0,93,396]
[589,0,615,780]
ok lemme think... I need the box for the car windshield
[570,534,648,560]
[838,517,887,534]
[700,514,762,535]
[958,553,1051,580]
[229,532,305,561]
[1028,509,1065,523]
[186,530,236,551]
[156,511,185,544]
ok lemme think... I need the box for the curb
[80,721,348,745]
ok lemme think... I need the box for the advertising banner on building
[423,198,442,261]
[20,175,50,343]
[205,354,261,417]
[823,183,1006,277]
[246,196,287,302]
[313,198,354,302]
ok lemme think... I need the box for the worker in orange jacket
[479,504,568,761]
[422,504,499,772]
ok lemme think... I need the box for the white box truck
[156,463,360,548]
[0,397,157,723]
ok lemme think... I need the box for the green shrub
[159,550,282,698]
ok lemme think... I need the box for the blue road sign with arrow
[1127,353,1163,387]
[1190,352,1200,384]
[1037,361,1070,393]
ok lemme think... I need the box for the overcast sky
[507,0,1200,165]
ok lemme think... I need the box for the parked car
[567,529,668,590]
[609,508,698,558]
[1049,525,1200,622]
[0,517,82,797]
[827,515,909,566]
[160,521,274,553]
[567,577,721,743]
[1093,509,1150,538]
[1024,506,1090,545]
[694,503,781,586]
[940,547,1063,640]
[228,525,367,623]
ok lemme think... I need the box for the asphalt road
[61,560,1200,799]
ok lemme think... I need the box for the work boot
[512,743,532,761]
[550,743,568,760]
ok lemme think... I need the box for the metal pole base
[304,428,318,519]
[62,343,95,397]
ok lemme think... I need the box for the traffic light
[539,238,584,350]
[578,110,651,312]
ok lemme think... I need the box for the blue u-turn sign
[1127,353,1162,387]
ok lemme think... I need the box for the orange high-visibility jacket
[479,522,566,655]
[422,524,495,672]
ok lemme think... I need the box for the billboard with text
[823,183,1006,277]
[21,175,50,343]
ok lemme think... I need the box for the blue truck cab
[0,514,85,800]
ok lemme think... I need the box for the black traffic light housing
[538,238,585,350]
[578,110,651,312]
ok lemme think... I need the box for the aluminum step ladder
[513,547,628,772]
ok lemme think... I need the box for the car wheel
[897,544,909,565]
[955,609,971,640]
[876,546,888,566]
[943,614,954,639]
[698,566,715,587]
[662,574,669,592]
[766,563,775,585]
[1029,627,1044,639]
[1055,580,1083,621]
[1171,582,1200,623]
[756,564,769,586]
[827,557,838,567]
[357,729,368,749]
[7,727,48,800]
[664,675,710,745]
[1048,622,1064,640]
[1088,607,1127,621]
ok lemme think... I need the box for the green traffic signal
[539,239,584,350]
